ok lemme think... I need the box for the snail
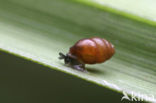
[59,37,115,71]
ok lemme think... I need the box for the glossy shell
[69,37,115,64]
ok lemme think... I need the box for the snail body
[59,37,115,71]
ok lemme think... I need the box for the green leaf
[78,0,156,26]
[0,0,156,102]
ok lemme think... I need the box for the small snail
[59,37,115,71]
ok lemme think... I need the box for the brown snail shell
[69,37,115,64]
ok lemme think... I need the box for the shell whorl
[90,37,115,62]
